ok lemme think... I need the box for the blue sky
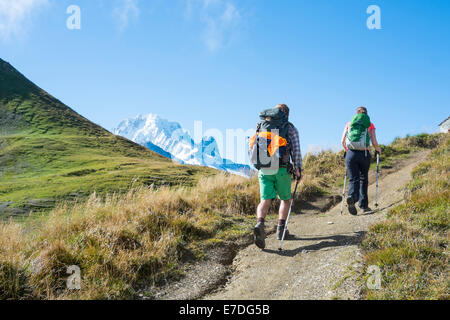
[1,0,449,161]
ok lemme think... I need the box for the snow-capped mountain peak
[113,114,252,176]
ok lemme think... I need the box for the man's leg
[256,172,276,223]
[254,200,271,249]
[257,199,272,221]
[277,199,292,240]
[278,199,291,221]
[254,173,276,249]
[276,168,293,239]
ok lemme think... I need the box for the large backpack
[345,113,371,151]
[249,108,290,170]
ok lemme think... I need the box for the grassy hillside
[0,58,215,216]
[362,134,449,299]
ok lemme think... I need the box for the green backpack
[345,113,371,151]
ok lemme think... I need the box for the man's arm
[289,125,302,178]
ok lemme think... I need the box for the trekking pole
[340,152,347,215]
[375,151,380,208]
[278,179,300,252]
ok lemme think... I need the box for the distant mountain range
[113,114,252,176]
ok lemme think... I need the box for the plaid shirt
[288,123,302,171]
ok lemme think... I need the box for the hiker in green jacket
[249,104,302,249]
[341,106,382,215]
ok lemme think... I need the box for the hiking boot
[277,226,289,240]
[253,222,266,249]
[346,197,358,216]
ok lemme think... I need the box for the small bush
[392,133,445,150]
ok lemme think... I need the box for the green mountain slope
[0,59,215,216]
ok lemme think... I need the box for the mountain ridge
[0,58,107,136]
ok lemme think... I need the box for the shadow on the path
[262,231,366,257]
[293,200,323,212]
[292,195,341,214]
[358,199,403,216]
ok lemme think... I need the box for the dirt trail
[205,151,429,300]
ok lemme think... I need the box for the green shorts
[258,167,292,201]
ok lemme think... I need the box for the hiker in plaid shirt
[253,104,302,249]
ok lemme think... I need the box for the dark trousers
[346,150,371,209]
